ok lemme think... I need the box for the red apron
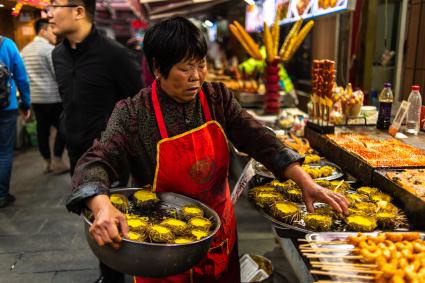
[135,81,239,283]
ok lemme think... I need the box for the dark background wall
[402,0,425,102]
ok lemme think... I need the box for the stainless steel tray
[304,232,425,282]
[253,160,344,181]
[248,180,410,235]
[306,232,425,244]
[83,189,221,277]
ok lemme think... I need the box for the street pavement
[0,148,298,283]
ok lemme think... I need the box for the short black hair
[71,0,96,22]
[35,18,49,34]
[143,17,207,78]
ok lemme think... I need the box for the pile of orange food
[347,232,425,282]
[276,132,313,155]
[326,134,425,167]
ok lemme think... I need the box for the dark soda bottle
[376,83,393,129]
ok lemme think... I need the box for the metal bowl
[82,189,221,277]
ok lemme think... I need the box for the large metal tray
[304,126,425,184]
[248,177,411,236]
[304,232,425,282]
[372,169,425,230]
[305,231,425,242]
[83,189,221,277]
[305,232,425,281]
[253,160,344,181]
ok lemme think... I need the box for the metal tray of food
[248,177,411,236]
[253,160,344,181]
[372,169,425,230]
[304,127,425,184]
[303,232,425,282]
[306,231,425,243]
[83,189,221,277]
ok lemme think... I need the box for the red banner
[19,0,50,9]
[12,0,49,16]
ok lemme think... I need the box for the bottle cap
[384,83,391,88]
[411,85,420,91]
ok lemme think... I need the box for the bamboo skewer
[301,248,357,252]
[309,261,376,268]
[310,270,375,280]
[305,254,361,259]
[298,239,347,245]
[312,263,373,269]
[316,266,381,274]
[333,179,345,192]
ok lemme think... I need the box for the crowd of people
[0,1,348,282]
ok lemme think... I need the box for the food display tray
[304,232,425,282]
[304,126,425,184]
[247,178,411,237]
[372,170,425,230]
[82,189,221,277]
[253,160,344,181]
[305,126,376,184]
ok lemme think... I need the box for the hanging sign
[280,0,356,24]
[12,0,50,16]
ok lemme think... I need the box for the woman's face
[159,57,207,103]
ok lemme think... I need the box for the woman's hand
[86,195,129,249]
[282,162,348,214]
[300,182,348,214]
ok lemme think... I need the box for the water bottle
[406,85,422,135]
[376,83,393,130]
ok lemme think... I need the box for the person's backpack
[0,36,11,109]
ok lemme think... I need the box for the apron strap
[199,88,212,122]
[151,80,169,139]
[151,80,212,139]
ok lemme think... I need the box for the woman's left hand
[301,182,349,214]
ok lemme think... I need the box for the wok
[83,189,221,277]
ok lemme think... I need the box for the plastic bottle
[406,85,422,135]
[376,83,393,130]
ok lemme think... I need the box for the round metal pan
[253,160,344,181]
[82,189,221,277]
[248,179,411,235]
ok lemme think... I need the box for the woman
[67,17,348,283]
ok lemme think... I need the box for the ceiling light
[0,4,4,7]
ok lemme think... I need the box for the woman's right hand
[86,195,129,249]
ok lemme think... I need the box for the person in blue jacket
[0,36,31,208]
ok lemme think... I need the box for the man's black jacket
[52,27,142,151]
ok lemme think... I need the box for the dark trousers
[0,110,17,198]
[32,103,65,160]
[68,146,126,282]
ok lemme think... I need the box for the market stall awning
[140,0,231,20]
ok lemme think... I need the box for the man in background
[22,19,69,174]
[0,36,31,208]
[48,0,142,175]
[47,0,142,281]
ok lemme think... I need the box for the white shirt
[21,36,61,104]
